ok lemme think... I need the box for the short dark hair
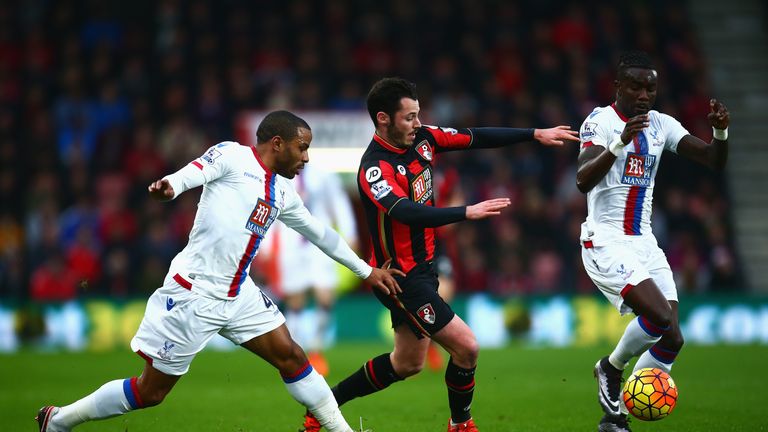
[256,110,310,143]
[366,77,418,125]
[617,50,655,79]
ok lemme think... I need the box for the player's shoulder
[207,140,248,157]
[579,106,614,141]
[197,140,245,166]
[583,105,615,123]
[360,145,396,169]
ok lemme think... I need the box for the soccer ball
[622,367,678,421]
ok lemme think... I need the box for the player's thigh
[130,284,223,376]
[581,243,652,315]
[391,323,431,371]
[432,314,476,350]
[219,285,286,347]
[374,268,455,339]
[240,323,307,373]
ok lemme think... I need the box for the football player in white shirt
[576,51,729,432]
[36,111,404,432]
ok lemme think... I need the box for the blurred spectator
[0,0,742,303]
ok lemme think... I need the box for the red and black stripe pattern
[357,128,471,273]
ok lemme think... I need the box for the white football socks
[608,316,664,370]
[283,365,352,432]
[51,378,137,430]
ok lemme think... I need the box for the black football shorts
[372,262,455,339]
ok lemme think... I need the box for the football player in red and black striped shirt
[300,78,578,432]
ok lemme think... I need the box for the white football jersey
[579,104,689,243]
[162,141,370,300]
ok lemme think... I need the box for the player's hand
[148,178,175,201]
[533,126,579,146]
[466,198,511,220]
[365,259,405,295]
[620,114,649,145]
[708,99,729,130]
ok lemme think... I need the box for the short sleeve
[357,160,409,212]
[658,113,689,154]
[192,141,238,182]
[579,110,612,152]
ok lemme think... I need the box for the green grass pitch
[2,344,766,431]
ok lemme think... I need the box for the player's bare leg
[432,315,480,431]
[633,301,683,373]
[595,278,671,432]
[37,361,180,432]
[390,323,431,377]
[242,324,353,432]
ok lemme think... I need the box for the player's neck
[612,102,631,121]
[375,130,406,149]
[254,144,277,173]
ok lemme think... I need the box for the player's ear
[376,111,389,127]
[271,136,283,151]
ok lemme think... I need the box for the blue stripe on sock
[281,364,314,384]
[637,316,666,337]
[123,378,140,409]
[649,345,678,364]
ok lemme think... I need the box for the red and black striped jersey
[357,126,473,274]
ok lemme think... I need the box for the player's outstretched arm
[465,198,511,220]
[364,259,405,295]
[677,98,729,171]
[148,179,175,201]
[533,125,580,146]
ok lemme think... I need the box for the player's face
[277,127,311,179]
[616,67,658,116]
[386,97,421,147]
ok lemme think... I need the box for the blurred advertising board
[1,294,767,353]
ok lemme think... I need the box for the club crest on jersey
[621,153,656,187]
[410,166,433,204]
[417,303,436,324]
[246,198,278,236]
[201,147,223,165]
[416,141,433,161]
[157,340,175,361]
[649,129,664,146]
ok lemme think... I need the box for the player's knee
[455,339,479,367]
[280,344,310,373]
[663,329,684,352]
[395,357,424,377]
[405,359,426,377]
[649,305,673,330]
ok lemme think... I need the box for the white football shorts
[581,235,677,315]
[130,277,285,375]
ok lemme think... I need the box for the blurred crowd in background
[0,0,744,304]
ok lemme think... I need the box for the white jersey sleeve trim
[658,112,689,154]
